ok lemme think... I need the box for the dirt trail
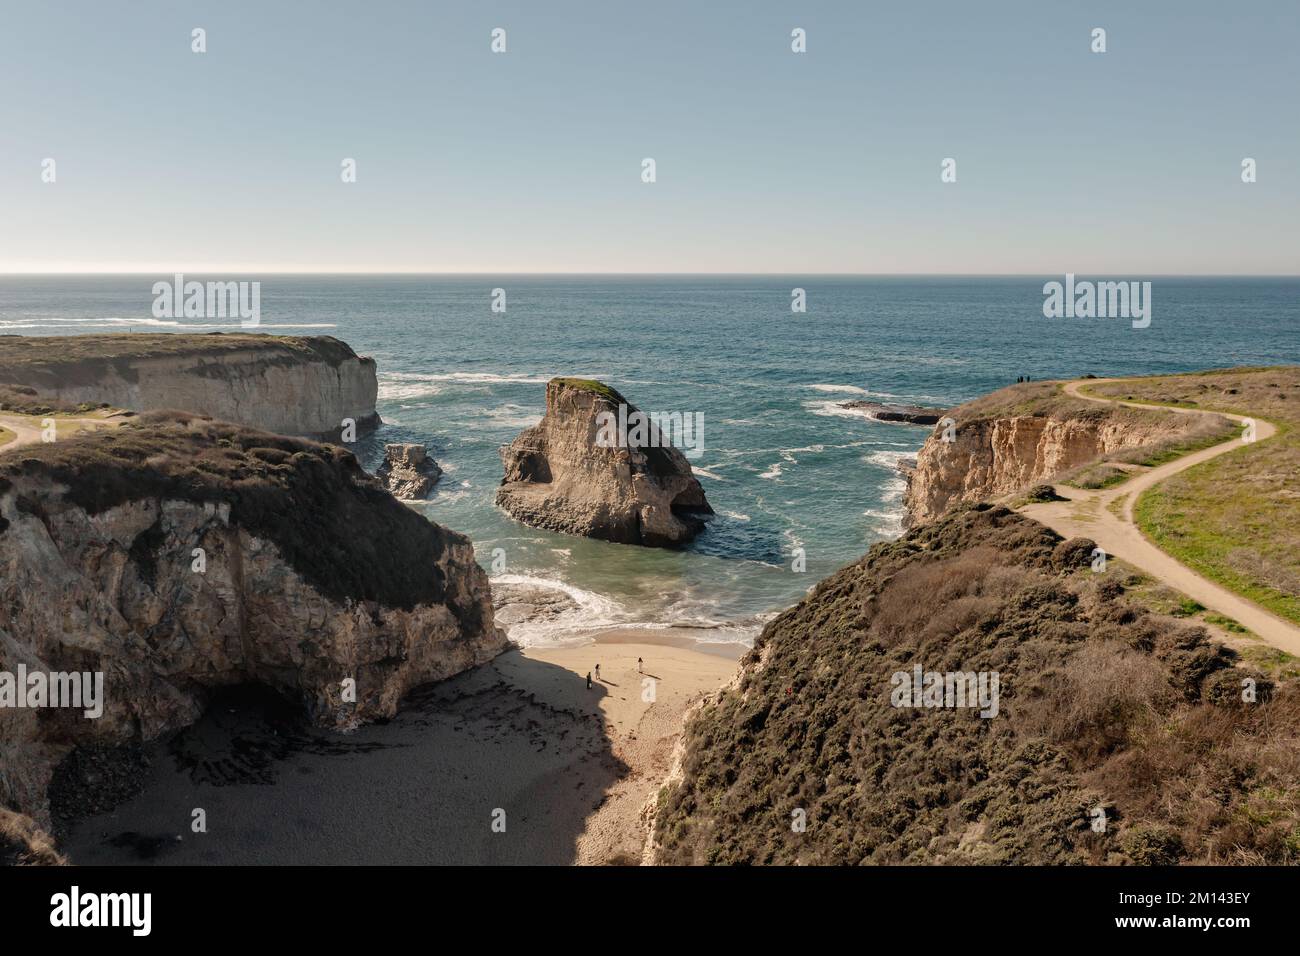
[0,412,118,452]
[1018,379,1300,655]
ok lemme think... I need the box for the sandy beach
[60,630,739,866]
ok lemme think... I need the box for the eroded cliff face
[904,413,1183,525]
[0,415,506,840]
[0,334,379,440]
[496,379,713,547]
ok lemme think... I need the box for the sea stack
[496,378,713,547]
[377,443,443,499]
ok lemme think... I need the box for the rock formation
[496,378,713,547]
[837,400,947,425]
[377,443,443,499]
[0,333,379,441]
[0,413,506,845]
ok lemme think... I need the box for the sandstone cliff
[652,505,1296,865]
[0,413,506,846]
[496,378,713,547]
[903,381,1229,524]
[0,334,379,441]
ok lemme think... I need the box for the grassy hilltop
[654,505,1300,865]
[1084,368,1300,625]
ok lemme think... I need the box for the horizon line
[2,270,1299,279]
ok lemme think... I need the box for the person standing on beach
[637,657,643,674]
[594,663,601,681]
[586,671,592,690]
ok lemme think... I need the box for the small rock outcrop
[496,378,713,547]
[377,443,442,499]
[837,400,947,425]
[0,413,507,839]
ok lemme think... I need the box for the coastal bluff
[0,413,506,854]
[0,333,379,441]
[496,378,713,547]
[902,381,1230,525]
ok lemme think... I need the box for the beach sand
[60,630,739,865]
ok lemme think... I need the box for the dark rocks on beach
[837,400,948,425]
[377,442,443,499]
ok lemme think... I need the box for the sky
[1,0,1297,275]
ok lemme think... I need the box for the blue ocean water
[3,275,1298,645]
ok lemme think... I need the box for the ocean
[3,275,1298,648]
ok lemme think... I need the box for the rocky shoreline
[836,400,948,425]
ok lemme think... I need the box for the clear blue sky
[2,1,1296,274]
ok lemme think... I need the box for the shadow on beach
[58,648,627,865]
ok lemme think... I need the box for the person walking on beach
[586,671,592,690]
[637,657,643,674]
[594,663,601,681]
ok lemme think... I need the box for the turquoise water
[3,275,1298,645]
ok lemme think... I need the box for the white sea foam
[758,462,783,480]
[805,383,900,398]
[481,403,543,430]
[692,466,727,481]
[490,573,630,646]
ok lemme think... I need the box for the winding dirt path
[1017,379,1300,656]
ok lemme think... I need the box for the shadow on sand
[59,648,627,865]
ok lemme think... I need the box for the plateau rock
[0,333,379,441]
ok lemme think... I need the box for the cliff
[904,381,1230,524]
[0,413,506,849]
[0,333,379,441]
[651,505,1298,865]
[496,378,713,547]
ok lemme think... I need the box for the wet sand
[61,630,739,865]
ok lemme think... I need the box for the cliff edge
[651,505,1297,865]
[904,381,1233,525]
[0,333,379,441]
[0,412,506,849]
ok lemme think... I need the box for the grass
[550,377,626,404]
[0,426,13,448]
[1088,368,1300,626]
[654,505,1300,865]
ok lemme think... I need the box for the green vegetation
[1205,613,1250,635]
[1090,368,1300,625]
[0,412,479,618]
[655,506,1299,865]
[550,377,626,404]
